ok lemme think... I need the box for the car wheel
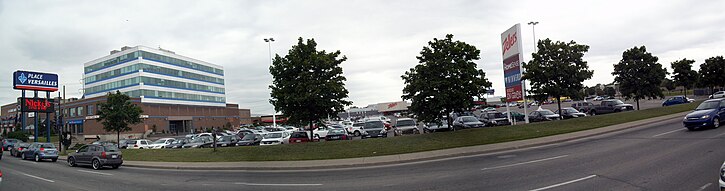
[35,154,41,162]
[112,165,120,169]
[68,157,77,167]
[714,118,720,128]
[92,159,102,170]
[21,153,26,160]
[687,126,695,131]
[589,110,596,116]
[51,158,57,162]
[354,131,361,137]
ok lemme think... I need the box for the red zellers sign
[20,97,55,113]
[502,32,518,55]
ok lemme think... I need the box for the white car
[394,118,419,135]
[710,91,725,99]
[347,122,365,136]
[126,139,151,149]
[593,96,604,101]
[719,161,725,190]
[149,138,176,149]
[260,132,290,146]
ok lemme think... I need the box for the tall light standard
[264,38,276,128]
[527,21,539,52]
[523,21,539,124]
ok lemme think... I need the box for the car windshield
[329,129,346,134]
[564,108,579,113]
[290,132,309,138]
[488,113,506,118]
[191,138,207,143]
[172,139,186,144]
[613,100,625,105]
[103,145,120,152]
[396,120,415,126]
[265,133,283,139]
[242,134,256,140]
[462,116,478,122]
[40,143,55,148]
[152,139,169,144]
[695,101,720,110]
[218,136,232,142]
[539,110,555,115]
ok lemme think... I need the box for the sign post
[501,24,529,124]
[14,70,59,142]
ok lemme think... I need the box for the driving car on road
[529,109,561,122]
[479,112,511,126]
[453,116,485,129]
[22,143,59,162]
[555,107,587,119]
[682,98,724,130]
[68,144,123,170]
[149,138,176,149]
[261,132,290,146]
[325,129,350,141]
[394,118,419,135]
[662,96,694,106]
[10,142,30,157]
[237,133,263,146]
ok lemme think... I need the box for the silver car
[719,161,725,190]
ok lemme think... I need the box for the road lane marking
[713,132,725,138]
[21,172,56,183]
[77,170,113,176]
[482,155,568,171]
[529,175,597,191]
[234,182,323,186]
[652,129,684,137]
[695,183,712,191]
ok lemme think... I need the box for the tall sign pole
[13,70,59,142]
[501,24,529,124]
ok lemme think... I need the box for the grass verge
[122,102,699,162]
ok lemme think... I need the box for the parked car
[182,136,213,148]
[165,138,191,149]
[21,143,59,162]
[347,122,365,137]
[325,129,350,141]
[555,107,587,119]
[719,161,725,190]
[587,99,634,115]
[148,138,176,149]
[394,118,419,135]
[67,144,123,170]
[11,142,30,157]
[261,132,290,146]
[2,138,20,151]
[479,112,511,126]
[571,102,594,114]
[289,131,313,144]
[529,109,561,122]
[503,111,526,122]
[312,126,334,140]
[682,98,724,130]
[126,139,152,149]
[593,96,604,101]
[662,96,694,106]
[453,116,485,129]
[215,135,240,147]
[361,120,388,138]
[118,139,134,149]
[710,91,725,99]
[0,141,2,160]
[237,133,263,146]
[481,107,497,112]
[424,118,454,132]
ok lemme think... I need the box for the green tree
[612,46,667,110]
[523,39,593,117]
[584,86,596,96]
[401,34,492,128]
[604,86,617,97]
[97,91,143,145]
[670,58,698,96]
[660,78,676,92]
[269,37,352,137]
[698,56,725,93]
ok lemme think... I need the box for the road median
[119,102,698,170]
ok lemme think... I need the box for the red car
[289,131,313,144]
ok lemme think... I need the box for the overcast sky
[1,0,724,114]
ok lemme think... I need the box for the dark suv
[68,144,123,170]
[362,120,388,138]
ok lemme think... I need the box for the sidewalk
[59,112,687,170]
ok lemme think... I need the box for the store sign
[20,97,55,113]
[501,24,524,102]
[13,70,59,92]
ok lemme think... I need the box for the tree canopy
[97,91,143,145]
[670,58,698,96]
[269,37,352,130]
[401,34,491,128]
[522,38,593,117]
[698,56,725,93]
[612,46,667,110]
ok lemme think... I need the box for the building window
[87,105,94,115]
[70,108,76,117]
[77,107,84,116]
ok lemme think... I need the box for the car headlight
[621,107,627,110]
[701,115,710,119]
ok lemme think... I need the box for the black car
[555,107,587,119]
[236,133,263,146]
[68,144,123,170]
[453,116,485,129]
[182,136,213,148]
[479,112,511,126]
[529,109,561,122]
[215,135,240,147]
[165,138,191,149]
[11,142,30,157]
[325,129,350,141]
[361,120,388,139]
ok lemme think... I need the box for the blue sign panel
[13,70,59,92]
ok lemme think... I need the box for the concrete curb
[90,112,690,171]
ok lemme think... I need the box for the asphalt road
[499,95,707,117]
[1,115,724,191]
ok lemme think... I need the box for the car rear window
[40,144,56,148]
[290,132,309,138]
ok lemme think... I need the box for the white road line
[21,172,56,183]
[695,183,712,191]
[77,170,113,176]
[713,132,725,138]
[481,155,569,171]
[234,182,323,186]
[529,175,597,191]
[652,129,684,137]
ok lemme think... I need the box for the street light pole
[528,21,539,52]
[264,38,276,128]
[522,21,539,124]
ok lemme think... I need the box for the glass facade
[140,51,224,75]
[85,63,225,85]
[123,90,225,103]
[85,76,224,95]
[85,51,140,74]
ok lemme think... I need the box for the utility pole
[264,38,276,128]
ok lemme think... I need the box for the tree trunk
[446,109,454,131]
[636,99,640,110]
[556,97,562,120]
[309,120,314,140]
[684,87,687,97]
[117,131,120,146]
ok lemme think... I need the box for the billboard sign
[501,24,524,102]
[13,70,59,92]
[19,97,55,113]
[376,101,410,113]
